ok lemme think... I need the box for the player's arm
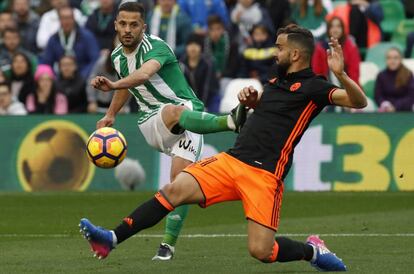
[114,59,161,89]
[90,60,161,91]
[328,37,367,108]
[96,89,130,129]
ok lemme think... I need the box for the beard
[276,60,290,77]
[120,35,140,50]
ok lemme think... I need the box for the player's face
[386,49,402,71]
[115,11,146,50]
[274,34,292,75]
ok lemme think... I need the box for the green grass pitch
[1,192,414,273]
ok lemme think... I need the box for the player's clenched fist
[238,86,259,108]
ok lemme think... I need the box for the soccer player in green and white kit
[90,2,245,260]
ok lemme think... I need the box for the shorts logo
[290,82,301,92]
[179,139,197,156]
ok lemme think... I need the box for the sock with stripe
[162,204,189,246]
[274,237,314,262]
[178,109,235,134]
[113,192,174,244]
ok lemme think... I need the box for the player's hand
[238,86,258,108]
[327,37,345,76]
[91,76,116,92]
[96,115,115,129]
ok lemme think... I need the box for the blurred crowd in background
[0,0,414,116]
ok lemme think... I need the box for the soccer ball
[86,127,127,168]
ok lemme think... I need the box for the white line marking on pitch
[1,233,414,238]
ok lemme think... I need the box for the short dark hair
[277,24,315,61]
[117,1,146,21]
[207,15,224,27]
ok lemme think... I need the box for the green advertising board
[0,113,413,192]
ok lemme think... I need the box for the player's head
[115,2,147,50]
[274,24,314,75]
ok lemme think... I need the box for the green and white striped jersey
[111,34,204,124]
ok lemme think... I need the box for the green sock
[163,204,189,246]
[178,109,234,134]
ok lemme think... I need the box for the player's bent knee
[162,105,186,126]
[160,182,187,207]
[248,244,273,262]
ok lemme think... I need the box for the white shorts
[138,103,203,162]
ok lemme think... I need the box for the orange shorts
[183,152,284,231]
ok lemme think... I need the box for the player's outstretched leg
[177,104,247,134]
[307,235,347,271]
[152,204,189,261]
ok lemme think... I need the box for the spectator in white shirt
[36,0,86,50]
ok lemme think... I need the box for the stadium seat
[363,80,375,101]
[219,78,263,113]
[365,42,403,70]
[359,62,380,86]
[403,59,414,73]
[380,0,406,35]
[391,19,414,49]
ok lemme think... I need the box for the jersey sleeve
[142,41,176,66]
[309,78,339,107]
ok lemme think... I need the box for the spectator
[147,0,192,58]
[178,0,229,33]
[180,34,220,111]
[240,24,275,84]
[374,48,414,112]
[26,64,68,114]
[56,55,87,112]
[36,0,86,50]
[405,32,414,58]
[0,11,17,45]
[257,0,291,32]
[204,15,239,79]
[0,27,37,74]
[0,80,27,115]
[312,16,360,86]
[12,0,40,54]
[86,50,116,113]
[291,0,328,40]
[7,52,36,104]
[41,6,100,79]
[85,0,117,51]
[230,0,274,51]
[327,1,382,49]
[402,0,414,18]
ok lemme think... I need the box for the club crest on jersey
[290,82,301,92]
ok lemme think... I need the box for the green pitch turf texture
[1,192,413,273]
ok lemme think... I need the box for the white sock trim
[227,115,236,130]
[111,230,117,247]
